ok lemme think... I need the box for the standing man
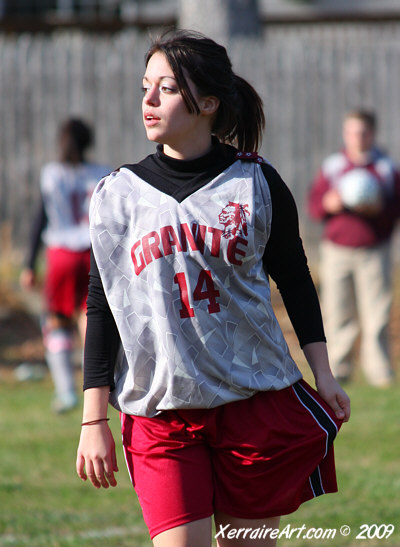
[308,110,400,387]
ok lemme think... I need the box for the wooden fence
[1,20,400,265]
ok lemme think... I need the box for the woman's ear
[199,96,220,116]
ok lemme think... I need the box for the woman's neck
[162,135,213,161]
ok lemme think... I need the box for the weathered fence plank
[0,21,399,263]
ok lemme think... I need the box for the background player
[76,30,350,546]
[20,118,110,413]
[308,110,400,387]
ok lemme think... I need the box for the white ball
[338,168,381,209]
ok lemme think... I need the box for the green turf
[0,374,149,547]
[0,371,399,546]
[278,380,400,547]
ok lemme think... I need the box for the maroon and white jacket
[308,148,400,248]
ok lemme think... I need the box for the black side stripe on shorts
[292,381,338,456]
[309,466,324,497]
[292,382,339,497]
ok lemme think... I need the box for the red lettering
[227,237,248,265]
[195,224,207,254]
[174,270,220,317]
[71,190,87,224]
[174,272,195,318]
[193,270,220,314]
[132,223,248,277]
[142,231,162,265]
[208,227,223,257]
[180,223,198,252]
[160,225,183,256]
[131,241,146,275]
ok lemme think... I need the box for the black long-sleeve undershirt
[83,142,325,391]
[25,199,47,270]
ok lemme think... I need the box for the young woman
[76,30,350,547]
[20,118,110,413]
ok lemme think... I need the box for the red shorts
[45,248,90,318]
[121,380,343,539]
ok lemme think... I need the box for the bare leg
[152,517,212,547]
[77,310,87,348]
[215,512,280,547]
[43,313,77,412]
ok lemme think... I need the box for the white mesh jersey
[41,161,111,251]
[90,158,302,417]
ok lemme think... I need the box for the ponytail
[146,30,266,153]
[213,74,265,153]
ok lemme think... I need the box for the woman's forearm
[82,386,111,422]
[302,341,351,422]
[302,341,334,382]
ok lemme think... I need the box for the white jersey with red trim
[41,161,110,251]
[90,157,302,417]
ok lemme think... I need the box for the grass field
[0,281,400,546]
[1,369,399,546]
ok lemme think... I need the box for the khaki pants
[320,240,394,386]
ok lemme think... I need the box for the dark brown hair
[145,30,265,153]
[58,118,93,163]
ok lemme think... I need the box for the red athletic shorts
[121,379,343,539]
[45,247,90,318]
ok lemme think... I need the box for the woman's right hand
[19,268,36,290]
[76,421,119,489]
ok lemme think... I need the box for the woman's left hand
[302,342,351,423]
[316,373,351,422]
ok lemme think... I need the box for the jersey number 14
[174,270,220,318]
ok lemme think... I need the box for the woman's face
[142,51,213,158]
